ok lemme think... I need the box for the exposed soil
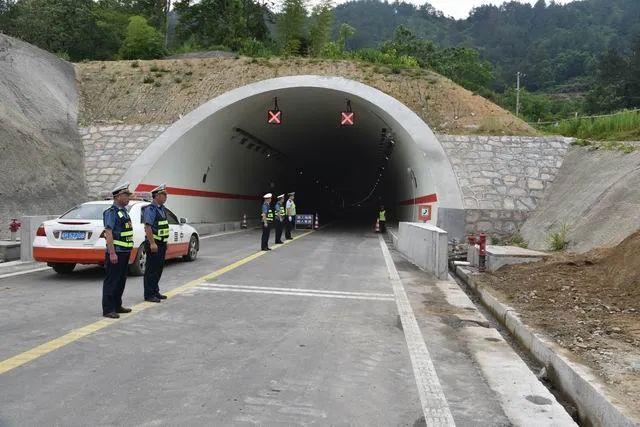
[477,231,640,419]
[75,56,536,136]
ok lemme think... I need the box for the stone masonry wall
[80,125,169,197]
[80,126,573,237]
[438,135,573,237]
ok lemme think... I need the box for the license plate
[61,231,86,240]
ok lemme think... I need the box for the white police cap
[288,192,296,196]
[151,183,167,196]
[263,193,272,198]
[112,182,132,196]
[277,194,285,199]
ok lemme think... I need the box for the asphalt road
[0,225,575,426]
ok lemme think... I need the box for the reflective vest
[266,208,274,222]
[114,210,134,249]
[277,204,285,217]
[287,201,296,216]
[379,210,386,221]
[152,207,170,243]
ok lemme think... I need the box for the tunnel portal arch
[121,75,465,236]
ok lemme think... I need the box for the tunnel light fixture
[340,100,355,126]
[267,97,282,125]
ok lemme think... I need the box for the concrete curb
[456,266,639,427]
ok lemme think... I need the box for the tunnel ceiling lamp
[267,97,282,125]
[340,100,355,126]
[234,128,287,160]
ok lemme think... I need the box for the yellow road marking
[0,229,315,376]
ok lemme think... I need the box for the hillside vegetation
[76,56,535,135]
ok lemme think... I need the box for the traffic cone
[374,218,380,233]
[241,214,247,229]
[314,214,319,230]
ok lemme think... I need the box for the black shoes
[262,247,271,251]
[145,297,162,303]
[103,312,120,319]
[116,306,132,313]
[157,294,167,300]
[275,241,284,244]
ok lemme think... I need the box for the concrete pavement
[0,225,575,426]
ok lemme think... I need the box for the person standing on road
[143,184,170,303]
[102,183,134,319]
[261,193,274,251]
[378,205,386,233]
[285,192,296,240]
[274,194,285,244]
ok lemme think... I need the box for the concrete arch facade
[121,75,465,236]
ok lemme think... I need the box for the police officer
[261,193,274,251]
[285,192,296,240]
[274,194,285,244]
[143,184,170,303]
[378,205,387,233]
[102,183,134,319]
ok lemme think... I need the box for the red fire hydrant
[478,233,487,272]
[9,219,21,241]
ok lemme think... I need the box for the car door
[164,208,184,259]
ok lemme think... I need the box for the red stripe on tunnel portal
[135,184,262,201]
[398,193,438,206]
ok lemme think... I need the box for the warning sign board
[295,214,314,229]
[418,204,432,222]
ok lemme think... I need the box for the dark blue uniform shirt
[103,204,131,253]
[143,202,167,236]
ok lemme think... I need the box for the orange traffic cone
[314,214,319,230]
[374,218,380,233]
[241,214,247,229]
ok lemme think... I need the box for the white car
[33,200,199,275]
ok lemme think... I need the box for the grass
[538,110,640,141]
[491,233,528,248]
[547,224,570,251]
[570,138,637,154]
[142,75,154,84]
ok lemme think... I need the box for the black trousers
[380,221,386,233]
[102,251,130,314]
[144,241,167,299]
[285,216,295,239]
[261,223,271,249]
[275,219,284,243]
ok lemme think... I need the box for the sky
[330,0,576,19]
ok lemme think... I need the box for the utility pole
[516,71,523,117]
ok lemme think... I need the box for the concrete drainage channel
[390,222,637,426]
[450,264,637,427]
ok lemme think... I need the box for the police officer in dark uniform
[261,193,274,251]
[143,183,170,303]
[274,194,285,244]
[102,183,134,319]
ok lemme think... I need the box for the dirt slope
[478,231,640,420]
[76,57,536,136]
[0,35,86,239]
[520,145,640,253]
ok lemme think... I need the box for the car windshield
[60,203,114,220]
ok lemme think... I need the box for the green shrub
[150,64,159,72]
[131,60,140,68]
[119,16,166,60]
[547,224,570,251]
[142,75,154,84]
[539,110,640,141]
[153,81,161,87]
[174,77,182,84]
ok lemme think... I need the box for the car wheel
[129,244,147,276]
[52,263,76,274]
[183,235,198,262]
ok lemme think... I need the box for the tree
[308,0,333,56]
[337,22,355,52]
[119,15,165,59]
[276,0,307,55]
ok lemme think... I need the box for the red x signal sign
[341,111,355,126]
[268,110,282,125]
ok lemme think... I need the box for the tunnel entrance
[122,76,464,237]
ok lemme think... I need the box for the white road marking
[200,282,395,298]
[378,235,456,427]
[194,283,395,302]
[0,267,51,280]
[199,228,256,240]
